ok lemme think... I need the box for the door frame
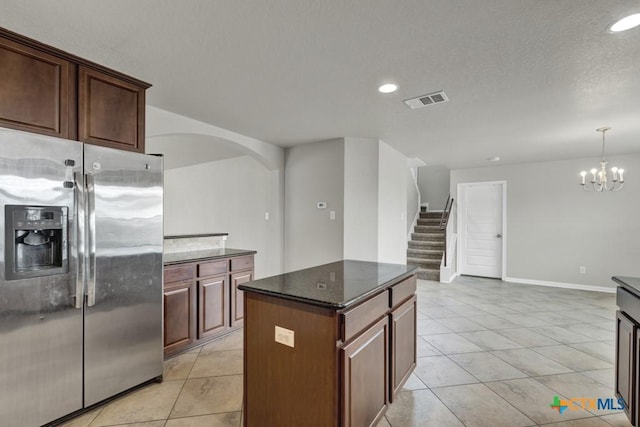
[456,180,507,279]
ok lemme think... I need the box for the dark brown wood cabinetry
[0,27,149,153]
[243,270,417,427]
[614,278,640,427]
[78,66,146,152]
[391,295,417,400]
[163,264,197,354]
[164,253,255,357]
[617,310,637,424]
[341,316,389,427]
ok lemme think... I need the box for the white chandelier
[579,127,624,192]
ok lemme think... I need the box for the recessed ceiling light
[378,83,398,94]
[487,156,500,162]
[608,13,640,33]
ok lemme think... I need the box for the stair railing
[440,195,454,266]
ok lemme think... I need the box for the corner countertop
[238,259,418,309]
[613,276,640,298]
[164,248,256,266]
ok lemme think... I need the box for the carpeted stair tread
[411,233,445,242]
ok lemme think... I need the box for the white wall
[406,167,419,235]
[451,153,640,289]
[164,155,281,279]
[284,139,345,272]
[418,165,450,210]
[344,138,379,262]
[378,141,408,264]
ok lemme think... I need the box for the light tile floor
[59,276,632,427]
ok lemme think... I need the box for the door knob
[496,233,502,238]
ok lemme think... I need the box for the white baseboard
[504,276,616,294]
[440,271,458,284]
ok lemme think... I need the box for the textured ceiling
[1,0,639,168]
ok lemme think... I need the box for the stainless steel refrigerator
[0,128,163,427]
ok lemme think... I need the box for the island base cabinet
[244,293,338,427]
[617,310,637,425]
[390,296,417,401]
[341,316,389,427]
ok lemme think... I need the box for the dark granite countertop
[238,259,418,309]
[613,276,640,297]
[164,248,256,265]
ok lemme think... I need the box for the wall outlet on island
[275,326,294,348]
[579,266,586,274]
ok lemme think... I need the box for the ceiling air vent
[403,90,449,109]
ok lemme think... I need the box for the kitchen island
[239,260,418,427]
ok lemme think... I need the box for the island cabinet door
[341,316,389,427]
[198,275,228,339]
[616,310,636,423]
[390,295,417,402]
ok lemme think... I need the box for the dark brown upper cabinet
[0,27,150,153]
[0,36,75,139]
[78,66,146,153]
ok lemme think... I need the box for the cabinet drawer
[341,291,389,343]
[164,264,196,284]
[198,260,228,278]
[230,255,253,271]
[390,276,416,308]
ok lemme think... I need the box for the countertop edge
[239,269,418,310]
[164,249,257,266]
[164,233,229,239]
[613,276,640,298]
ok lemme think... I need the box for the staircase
[407,210,444,281]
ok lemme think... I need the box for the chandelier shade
[579,127,624,192]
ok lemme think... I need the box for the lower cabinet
[391,295,417,401]
[231,270,253,328]
[341,316,389,427]
[199,274,228,339]
[164,253,254,357]
[616,310,637,424]
[163,279,196,353]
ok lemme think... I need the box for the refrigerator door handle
[74,171,85,309]
[86,173,97,307]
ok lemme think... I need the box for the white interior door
[459,182,504,278]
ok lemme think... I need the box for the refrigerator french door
[0,129,163,427]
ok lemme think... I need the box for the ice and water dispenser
[4,205,68,280]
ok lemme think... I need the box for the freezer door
[0,129,83,427]
[83,144,163,406]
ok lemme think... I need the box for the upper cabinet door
[0,36,74,139]
[78,66,146,153]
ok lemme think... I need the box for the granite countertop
[613,276,640,297]
[238,259,418,309]
[164,248,257,265]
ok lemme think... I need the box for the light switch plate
[275,326,294,348]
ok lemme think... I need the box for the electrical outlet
[579,266,586,274]
[265,211,269,220]
[329,210,336,220]
[275,326,294,348]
